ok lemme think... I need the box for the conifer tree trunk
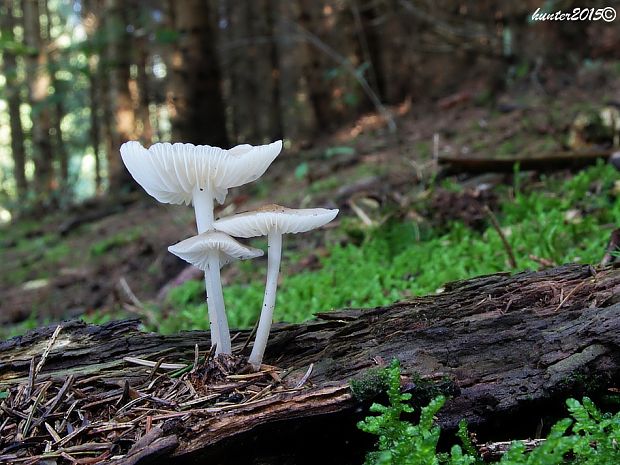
[104,0,135,192]
[136,38,154,145]
[82,0,103,194]
[1,0,28,198]
[43,0,70,199]
[168,0,228,146]
[298,0,334,133]
[265,0,283,140]
[90,76,103,194]
[23,0,54,204]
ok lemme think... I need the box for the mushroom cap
[168,231,264,270]
[120,140,282,205]
[214,204,339,237]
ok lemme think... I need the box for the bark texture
[1,264,619,464]
[167,0,227,146]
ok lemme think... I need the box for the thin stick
[22,381,52,436]
[239,318,260,354]
[34,325,63,382]
[485,206,517,269]
[555,281,589,312]
[295,363,314,389]
[123,357,187,370]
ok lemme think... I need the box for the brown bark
[135,36,154,145]
[82,0,104,194]
[23,0,54,202]
[439,150,614,174]
[226,0,260,141]
[265,0,283,140]
[104,0,135,191]
[1,0,28,198]
[167,0,227,146]
[1,264,619,464]
[43,0,70,197]
[298,0,334,132]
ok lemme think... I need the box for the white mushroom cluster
[120,141,338,369]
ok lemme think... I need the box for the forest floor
[2,60,620,339]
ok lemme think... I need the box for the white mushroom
[120,140,282,232]
[214,205,338,368]
[121,140,282,349]
[168,231,263,354]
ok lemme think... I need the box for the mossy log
[1,264,619,464]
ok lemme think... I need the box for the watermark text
[531,7,616,22]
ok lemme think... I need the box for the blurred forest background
[1,0,618,217]
[1,0,620,336]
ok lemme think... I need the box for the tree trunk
[167,0,227,146]
[298,0,333,133]
[43,0,70,200]
[265,0,283,140]
[82,0,103,194]
[1,264,619,464]
[89,70,103,194]
[22,0,55,204]
[1,0,28,198]
[350,0,384,102]
[104,0,135,192]
[135,36,154,145]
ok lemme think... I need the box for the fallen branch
[439,150,613,174]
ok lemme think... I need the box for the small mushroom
[168,231,263,354]
[120,140,282,232]
[214,205,338,368]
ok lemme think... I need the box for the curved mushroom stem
[193,187,215,232]
[249,232,283,369]
[206,251,232,355]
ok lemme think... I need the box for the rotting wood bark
[1,264,619,464]
[439,150,613,174]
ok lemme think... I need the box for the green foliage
[159,163,620,333]
[294,162,310,180]
[167,280,205,307]
[89,229,142,257]
[325,146,356,158]
[357,361,475,465]
[358,362,620,465]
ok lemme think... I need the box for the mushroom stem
[193,187,215,232]
[206,251,232,355]
[249,232,283,369]
[203,273,220,351]
[193,188,226,352]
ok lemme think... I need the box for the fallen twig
[485,205,517,269]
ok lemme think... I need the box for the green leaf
[324,146,355,158]
[294,162,309,180]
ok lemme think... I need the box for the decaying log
[439,150,613,174]
[1,264,619,464]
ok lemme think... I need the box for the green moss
[90,228,142,256]
[497,139,519,156]
[150,162,619,334]
[309,176,342,194]
[350,367,390,402]
[44,242,71,263]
